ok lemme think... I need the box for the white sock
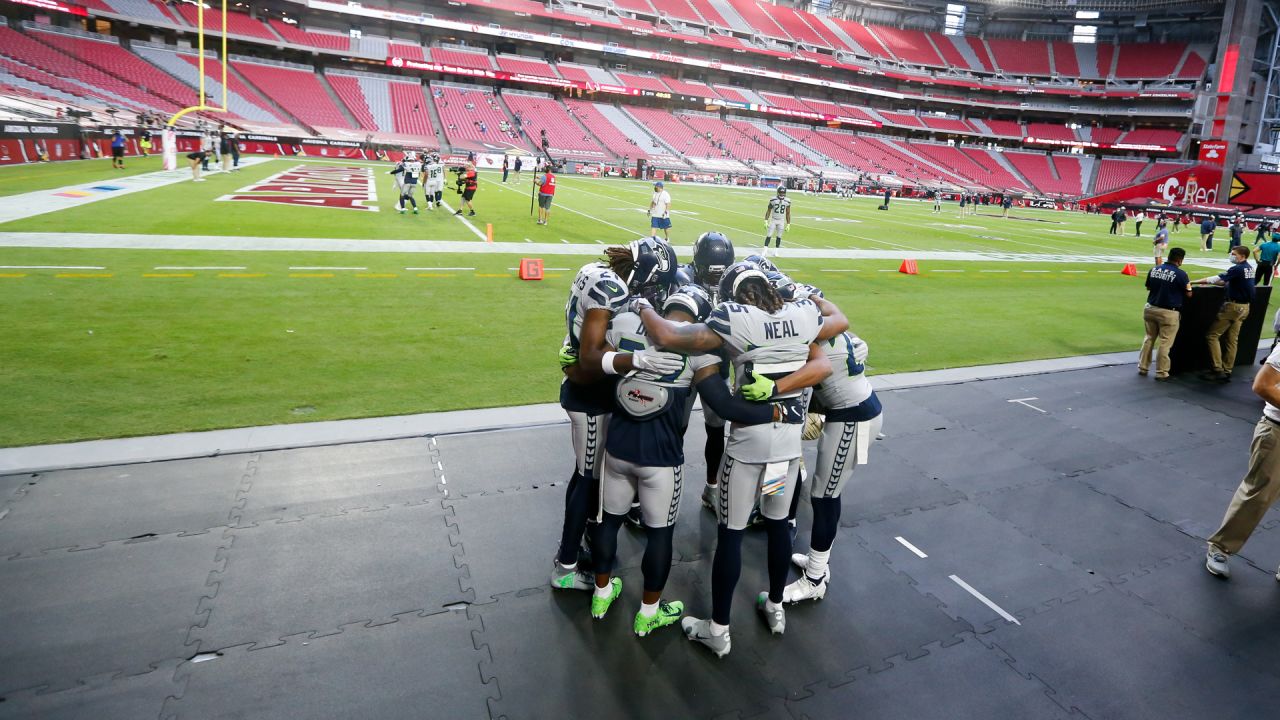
[594,581,613,598]
[709,620,729,636]
[556,559,577,572]
[639,600,658,618]
[805,547,832,582]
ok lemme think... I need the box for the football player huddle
[555,231,882,657]
[389,150,446,214]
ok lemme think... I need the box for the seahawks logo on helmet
[717,260,770,304]
[693,231,734,289]
[662,283,713,323]
[627,237,679,303]
[764,270,798,301]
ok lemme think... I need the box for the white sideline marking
[0,265,105,269]
[1062,270,1087,273]
[289,266,367,271]
[980,270,1009,273]
[154,266,246,270]
[932,269,965,273]
[405,267,475,271]
[820,269,861,272]
[950,575,1020,625]
[438,199,487,241]
[895,536,928,558]
[1022,270,1049,273]
[1008,397,1047,414]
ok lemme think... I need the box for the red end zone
[217,165,380,211]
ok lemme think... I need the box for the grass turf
[0,157,1235,445]
[0,247,1147,446]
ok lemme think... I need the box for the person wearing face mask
[1195,245,1257,383]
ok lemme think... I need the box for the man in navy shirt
[110,130,126,169]
[1195,245,1256,382]
[1200,216,1218,251]
[1139,247,1191,380]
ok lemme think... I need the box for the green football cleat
[591,577,622,619]
[634,600,683,637]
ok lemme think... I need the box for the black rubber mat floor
[2,358,1278,719]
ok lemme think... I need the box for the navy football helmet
[693,231,735,289]
[765,270,798,301]
[626,236,678,303]
[743,253,779,273]
[674,264,695,287]
[662,283,713,323]
[718,260,770,304]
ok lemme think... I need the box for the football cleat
[591,578,623,619]
[782,574,828,603]
[756,593,786,634]
[682,617,731,657]
[550,561,594,591]
[635,600,683,637]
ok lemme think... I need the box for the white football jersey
[814,331,873,411]
[565,262,628,350]
[767,196,791,219]
[425,162,444,184]
[705,298,823,463]
[402,160,423,182]
[606,312,717,388]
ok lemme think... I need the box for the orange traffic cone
[899,259,919,275]
[1121,263,1137,276]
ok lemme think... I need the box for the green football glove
[558,344,577,368]
[740,371,776,402]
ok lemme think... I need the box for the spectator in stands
[1134,208,1146,237]
[1254,232,1280,287]
[110,130,126,169]
[536,162,556,226]
[1200,216,1218,251]
[649,180,672,240]
[502,155,510,183]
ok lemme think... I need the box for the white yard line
[154,266,246,270]
[480,177,644,239]
[895,536,928,558]
[288,266,367,270]
[0,265,105,269]
[0,158,268,224]
[437,199,488,241]
[949,575,1020,625]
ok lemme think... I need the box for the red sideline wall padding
[1082,165,1224,206]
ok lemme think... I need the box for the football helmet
[743,253,779,273]
[693,231,734,289]
[718,260,769,304]
[626,236,678,303]
[662,283,713,323]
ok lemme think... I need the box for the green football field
[0,157,1230,446]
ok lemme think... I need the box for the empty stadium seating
[661,76,719,98]
[234,60,353,130]
[563,99,661,160]
[175,6,278,42]
[1,26,183,112]
[1025,123,1078,142]
[1004,151,1085,197]
[921,116,975,134]
[267,20,350,51]
[879,111,924,129]
[1090,127,1124,145]
[501,92,606,158]
[624,105,719,157]
[1118,128,1182,148]
[431,84,526,151]
[326,73,380,132]
[1094,158,1149,193]
[495,55,556,77]
[389,42,425,61]
[728,120,817,165]
[909,143,1024,191]
[131,45,285,125]
[613,72,671,93]
[382,81,430,139]
[872,26,945,67]
[986,38,1051,77]
[431,47,494,70]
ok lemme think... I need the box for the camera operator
[454,161,478,217]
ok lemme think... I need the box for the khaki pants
[1139,306,1180,378]
[1208,418,1280,555]
[1206,302,1251,373]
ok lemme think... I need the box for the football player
[688,232,736,513]
[423,152,445,210]
[763,187,792,255]
[587,285,813,636]
[634,262,849,657]
[767,279,882,604]
[551,237,681,592]
[389,151,421,214]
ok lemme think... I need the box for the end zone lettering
[217,165,378,211]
